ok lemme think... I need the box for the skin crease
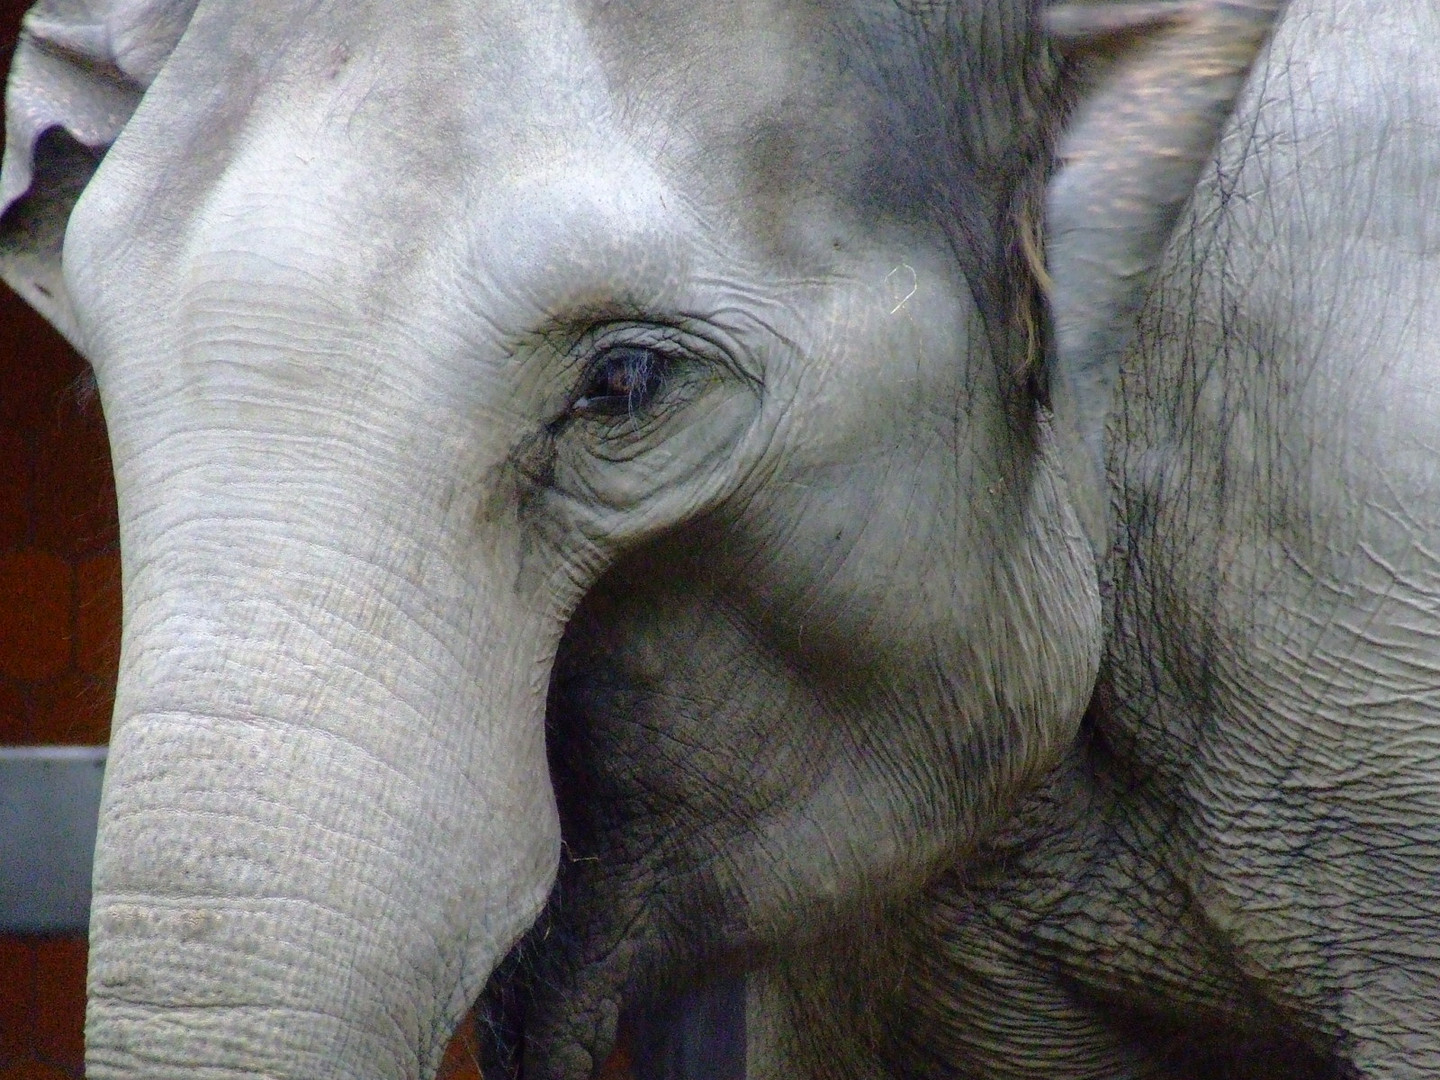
[11,1,1110,1078]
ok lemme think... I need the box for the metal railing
[0,746,105,934]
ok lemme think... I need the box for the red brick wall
[0,292,119,747]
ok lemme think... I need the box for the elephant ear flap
[1042,0,1283,554]
[0,0,197,347]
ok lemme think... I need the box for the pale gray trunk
[85,447,561,1079]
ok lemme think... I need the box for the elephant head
[0,1,1281,1077]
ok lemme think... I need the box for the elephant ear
[0,0,198,348]
[1041,0,1283,555]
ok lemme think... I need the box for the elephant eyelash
[570,344,678,420]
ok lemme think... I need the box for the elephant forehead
[68,0,940,334]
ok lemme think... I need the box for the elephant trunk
[84,456,562,1079]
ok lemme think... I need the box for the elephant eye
[572,345,673,418]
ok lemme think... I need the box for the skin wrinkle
[133,544,473,717]
[93,932,402,1038]
[101,826,425,953]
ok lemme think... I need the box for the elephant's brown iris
[573,345,670,418]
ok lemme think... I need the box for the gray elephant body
[999,5,1440,1074]
[2,0,1428,1078]
[744,5,1440,1077]
[1068,4,1439,1072]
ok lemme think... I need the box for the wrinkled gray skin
[5,0,1425,1078]
[1008,6,1440,1075]
[742,4,1440,1079]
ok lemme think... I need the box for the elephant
[9,0,1420,1077]
[721,4,1440,1078]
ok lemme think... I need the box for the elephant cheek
[84,514,563,1080]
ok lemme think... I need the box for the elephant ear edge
[1041,0,1285,556]
[0,0,198,349]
